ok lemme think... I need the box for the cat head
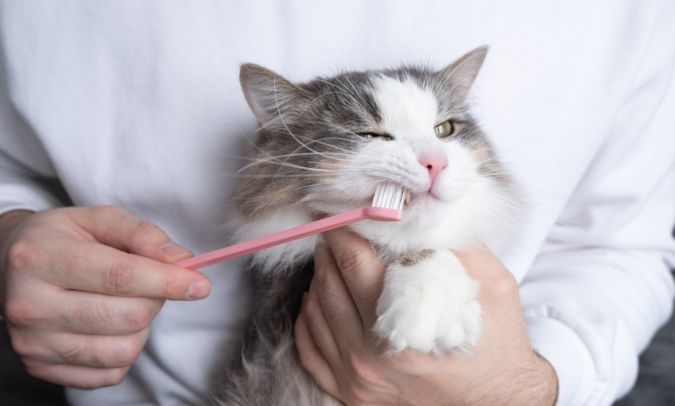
[235,46,516,253]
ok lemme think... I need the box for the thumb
[68,206,193,263]
[322,228,385,327]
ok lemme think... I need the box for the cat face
[236,47,512,238]
[313,72,493,222]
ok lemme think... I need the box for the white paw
[373,250,482,353]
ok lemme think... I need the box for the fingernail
[161,242,192,262]
[187,280,211,299]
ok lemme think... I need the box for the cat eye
[434,120,455,139]
[357,132,394,141]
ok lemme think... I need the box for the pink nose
[418,153,448,182]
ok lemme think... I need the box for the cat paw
[373,250,482,354]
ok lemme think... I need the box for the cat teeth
[404,191,412,206]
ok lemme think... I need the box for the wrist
[477,352,558,406]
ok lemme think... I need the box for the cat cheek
[432,171,472,202]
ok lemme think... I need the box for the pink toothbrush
[176,184,406,270]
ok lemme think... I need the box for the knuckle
[59,340,88,365]
[5,298,41,328]
[492,271,518,297]
[110,341,140,367]
[130,219,163,246]
[24,362,48,380]
[10,333,36,358]
[106,367,129,386]
[6,239,38,269]
[105,259,135,295]
[155,272,172,298]
[121,306,152,332]
[335,249,368,275]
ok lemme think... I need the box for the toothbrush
[175,184,406,270]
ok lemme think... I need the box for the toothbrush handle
[175,207,401,270]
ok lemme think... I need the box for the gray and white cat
[214,46,521,405]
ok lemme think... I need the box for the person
[1,1,673,405]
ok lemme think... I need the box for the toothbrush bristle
[372,183,405,211]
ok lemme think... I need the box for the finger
[6,283,162,334]
[23,361,130,389]
[295,311,341,400]
[54,290,163,334]
[303,282,342,369]
[455,244,506,282]
[323,229,385,327]
[42,239,210,300]
[13,328,150,368]
[455,245,519,303]
[313,244,365,344]
[67,206,192,263]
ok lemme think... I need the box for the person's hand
[295,229,558,405]
[0,206,210,389]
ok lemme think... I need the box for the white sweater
[1,1,674,405]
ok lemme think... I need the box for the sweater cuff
[526,312,596,406]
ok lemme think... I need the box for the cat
[213,46,522,405]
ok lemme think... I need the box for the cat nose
[418,153,448,182]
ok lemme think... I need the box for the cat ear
[437,46,488,101]
[239,64,306,125]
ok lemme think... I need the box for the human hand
[0,206,210,388]
[295,229,558,405]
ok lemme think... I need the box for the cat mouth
[406,190,444,206]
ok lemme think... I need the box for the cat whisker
[227,167,379,179]
[223,150,352,163]
[237,151,354,173]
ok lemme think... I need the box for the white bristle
[371,183,405,211]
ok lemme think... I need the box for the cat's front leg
[374,249,482,354]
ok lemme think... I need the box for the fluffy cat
[214,46,521,405]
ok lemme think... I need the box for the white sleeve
[0,57,66,215]
[520,7,675,405]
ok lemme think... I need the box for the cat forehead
[372,75,439,137]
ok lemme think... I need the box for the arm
[295,7,675,403]
[521,29,675,404]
